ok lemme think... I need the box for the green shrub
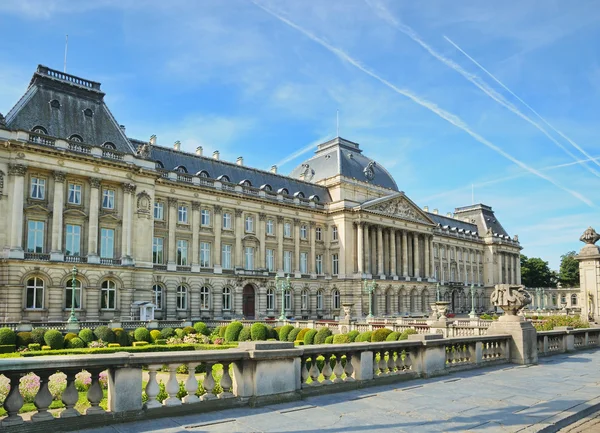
[133,341,148,347]
[250,323,268,341]
[114,329,130,347]
[150,330,162,343]
[0,345,15,353]
[44,329,64,350]
[66,337,85,349]
[267,326,278,340]
[224,321,244,342]
[287,328,302,342]
[193,322,210,336]
[356,331,373,342]
[183,326,196,334]
[333,334,350,344]
[314,328,332,345]
[155,339,167,345]
[238,327,251,342]
[304,329,318,345]
[279,325,294,342]
[399,329,418,340]
[297,328,309,342]
[534,315,590,331]
[480,313,493,320]
[347,330,360,342]
[108,343,121,348]
[78,328,95,344]
[160,327,175,339]
[28,343,41,351]
[325,335,334,344]
[41,345,51,351]
[64,332,78,341]
[386,331,401,341]
[371,328,393,342]
[134,327,151,343]
[217,326,227,338]
[94,326,115,344]
[31,328,46,345]
[0,328,16,346]
[16,331,33,348]
[175,328,185,338]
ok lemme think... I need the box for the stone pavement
[79,350,600,433]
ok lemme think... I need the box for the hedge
[238,327,251,342]
[218,326,228,338]
[42,346,51,351]
[94,326,115,344]
[133,341,148,347]
[78,328,95,344]
[279,325,294,342]
[371,328,393,342]
[160,327,175,339]
[31,328,46,345]
[287,328,302,342]
[250,323,268,341]
[28,343,41,351]
[150,330,162,343]
[114,329,131,347]
[0,345,15,354]
[304,329,318,345]
[0,328,16,346]
[347,330,360,342]
[64,332,78,342]
[297,328,309,342]
[399,329,418,340]
[333,334,350,344]
[356,331,372,342]
[193,322,210,336]
[324,335,334,344]
[155,339,167,345]
[224,321,244,342]
[66,337,85,349]
[44,329,64,350]
[134,327,151,343]
[386,331,401,341]
[267,326,278,340]
[16,331,33,348]
[22,343,199,357]
[108,343,121,348]
[314,328,332,345]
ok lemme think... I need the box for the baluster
[394,349,404,372]
[2,373,24,426]
[301,356,310,386]
[218,362,233,398]
[464,344,471,363]
[379,350,388,375]
[61,370,80,417]
[308,356,320,386]
[201,362,216,400]
[321,354,333,385]
[86,369,106,415]
[344,353,355,381]
[446,346,453,364]
[404,350,413,371]
[482,342,488,360]
[373,351,381,375]
[387,350,396,374]
[31,371,54,422]
[183,362,200,403]
[144,364,163,409]
[164,364,182,406]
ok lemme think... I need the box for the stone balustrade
[537,327,600,357]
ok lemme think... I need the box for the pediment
[358,193,435,225]
[24,203,50,214]
[63,208,88,218]
[99,212,121,222]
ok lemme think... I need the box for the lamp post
[469,284,477,318]
[536,288,542,312]
[363,279,376,319]
[275,274,291,321]
[67,265,78,323]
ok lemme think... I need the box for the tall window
[154,201,164,220]
[301,289,309,310]
[102,188,114,209]
[316,290,323,310]
[223,212,232,229]
[200,286,210,310]
[178,205,188,224]
[68,183,82,205]
[284,222,291,237]
[332,253,339,275]
[100,228,114,258]
[245,216,254,233]
[316,254,323,274]
[315,227,322,241]
[201,209,211,226]
[101,280,116,310]
[245,247,254,270]
[222,287,232,310]
[65,279,82,310]
[300,252,308,274]
[571,294,578,306]
[300,225,307,239]
[283,251,292,273]
[65,224,81,256]
[266,249,275,272]
[152,237,164,264]
[222,244,232,269]
[26,277,44,309]
[177,240,188,265]
[284,289,291,310]
[266,288,274,310]
[200,242,211,268]
[27,220,45,253]
[153,284,163,310]
[332,289,340,310]
[266,219,274,235]
[177,286,187,310]
[30,177,45,200]
[332,226,338,241]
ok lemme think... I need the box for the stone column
[191,201,200,272]
[402,230,409,277]
[357,222,364,275]
[390,228,397,277]
[364,224,370,275]
[497,251,503,284]
[423,235,430,279]
[213,205,222,272]
[294,219,300,274]
[258,213,266,269]
[122,183,136,264]
[512,255,517,284]
[8,164,26,258]
[377,226,384,276]
[463,249,468,284]
[50,171,65,260]
[309,222,316,275]
[87,178,101,263]
[430,237,435,279]
[235,209,243,268]
[516,254,522,285]
[167,197,177,271]
[413,233,420,278]
[277,216,284,273]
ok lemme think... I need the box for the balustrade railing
[102,149,124,160]
[68,142,92,154]
[23,253,50,261]
[537,328,600,357]
[65,255,87,263]
[99,258,121,265]
[28,133,55,146]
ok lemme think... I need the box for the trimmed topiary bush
[386,331,401,341]
[287,328,302,342]
[159,327,175,339]
[132,341,148,347]
[108,343,121,348]
[94,326,115,344]
[279,325,294,342]
[183,326,196,335]
[44,329,64,350]
[314,328,332,345]
[16,332,33,348]
[64,333,78,347]
[218,326,227,338]
[0,345,15,353]
[224,321,244,342]
[193,322,210,336]
[78,328,95,345]
[347,330,360,342]
[304,329,318,345]
[267,326,278,340]
[134,327,151,343]
[0,328,16,346]
[356,331,373,342]
[150,330,162,343]
[114,329,130,347]
[297,328,309,342]
[333,334,350,344]
[250,323,268,341]
[371,328,393,342]
[155,339,167,345]
[238,327,251,342]
[31,328,46,345]
[28,343,41,351]
[324,335,334,344]
[175,328,185,338]
[399,329,418,340]
[41,345,51,351]
[66,337,85,349]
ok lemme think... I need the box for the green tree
[558,251,579,287]
[520,254,555,288]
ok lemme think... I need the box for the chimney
[213,150,220,160]
[433,209,438,214]
[174,140,181,151]
[149,135,157,146]
[423,206,429,212]
[196,146,203,156]
[119,124,126,134]
[236,156,243,166]
[270,165,277,173]
[446,212,453,217]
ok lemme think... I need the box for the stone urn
[342,303,354,321]
[490,284,532,322]
[435,301,450,320]
[429,303,439,320]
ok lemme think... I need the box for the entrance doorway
[242,285,255,319]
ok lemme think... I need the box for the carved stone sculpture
[580,227,600,245]
[369,197,427,223]
[136,142,152,160]
[490,284,531,317]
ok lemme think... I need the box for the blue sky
[1,0,599,270]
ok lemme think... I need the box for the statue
[136,142,152,160]
[580,227,600,245]
[490,284,531,317]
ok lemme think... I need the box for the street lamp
[535,288,542,312]
[275,274,291,321]
[363,279,377,319]
[469,284,476,318]
[67,265,78,323]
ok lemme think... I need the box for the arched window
[200,286,210,310]
[421,289,429,313]
[223,287,232,311]
[332,289,340,310]
[176,285,187,310]
[240,179,251,187]
[197,170,210,178]
[155,161,164,169]
[101,280,116,310]
[316,290,323,310]
[260,184,272,192]
[102,142,116,149]
[65,279,82,310]
[31,126,48,135]
[435,266,440,280]
[217,175,230,183]
[571,294,578,306]
[26,277,44,309]
[50,99,60,109]
[309,195,320,203]
[69,134,83,142]
[293,192,305,199]
[284,289,292,310]
[552,294,557,307]
[301,289,309,310]
[266,288,274,310]
[451,267,456,281]
[278,188,289,195]
[153,284,163,310]
[175,165,187,173]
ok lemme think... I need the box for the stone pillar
[497,252,503,284]
[512,255,517,284]
[377,226,384,277]
[364,224,370,275]
[235,209,243,268]
[402,230,409,277]
[423,235,430,279]
[213,205,222,272]
[516,254,522,285]
[50,171,65,260]
[191,201,200,272]
[277,216,284,273]
[430,237,435,279]
[390,228,397,277]
[294,219,300,274]
[463,249,468,284]
[87,178,101,263]
[121,183,136,264]
[167,197,177,271]
[258,213,266,270]
[8,164,27,258]
[357,222,364,275]
[309,221,316,274]
[577,233,600,322]
[413,233,420,278]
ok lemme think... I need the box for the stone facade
[0,65,521,323]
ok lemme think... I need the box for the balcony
[24,252,50,261]
[100,258,121,265]
[65,255,87,263]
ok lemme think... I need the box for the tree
[520,254,555,288]
[558,251,579,287]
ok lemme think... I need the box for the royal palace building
[0,66,522,323]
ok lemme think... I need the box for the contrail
[250,1,594,207]
[444,35,600,171]
[275,134,330,168]
[366,0,600,179]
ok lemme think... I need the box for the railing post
[556,327,574,352]
[475,341,483,365]
[409,334,445,377]
[108,361,143,412]
[350,349,374,381]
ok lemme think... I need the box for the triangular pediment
[357,193,435,225]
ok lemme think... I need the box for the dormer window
[293,192,305,199]
[69,134,83,142]
[197,170,210,178]
[278,188,289,195]
[84,108,93,118]
[309,195,320,203]
[102,142,116,149]
[175,166,187,173]
[240,180,251,187]
[217,175,230,183]
[155,161,164,169]
[260,184,272,192]
[31,126,47,135]
[50,100,60,109]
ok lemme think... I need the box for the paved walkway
[80,351,600,433]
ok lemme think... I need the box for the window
[222,287,232,310]
[26,277,44,309]
[152,237,164,264]
[458,250,462,261]
[65,224,81,256]
[284,251,292,273]
[30,177,45,200]
[32,125,48,134]
[245,247,254,270]
[67,183,82,205]
[266,249,275,272]
[178,205,188,224]
[199,171,210,178]
[267,288,274,310]
[102,188,114,209]
[200,242,211,268]
[102,142,116,149]
[200,286,210,310]
[100,228,114,258]
[316,290,323,310]
[50,99,60,109]
[300,225,307,239]
[332,253,339,275]
[284,289,291,310]
[222,244,232,269]
[177,240,188,265]
[301,290,309,310]
[300,252,308,274]
[27,220,45,253]
[451,249,455,259]
[332,289,340,310]
[153,285,163,310]
[245,215,254,233]
[316,255,323,274]
[177,286,187,310]
[571,294,578,306]
[201,209,211,226]
[284,222,291,237]
[65,279,82,310]
[69,134,83,142]
[223,212,232,230]
[332,226,338,241]
[441,247,445,258]
[101,280,116,309]
[154,201,164,220]
[561,295,567,304]
[266,219,274,235]
[316,227,322,241]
